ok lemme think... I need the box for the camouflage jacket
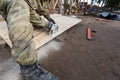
[0,0,50,20]
[25,0,50,20]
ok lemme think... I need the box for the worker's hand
[48,18,56,24]
[45,21,59,35]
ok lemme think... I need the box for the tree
[106,0,120,11]
[92,0,120,11]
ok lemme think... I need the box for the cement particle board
[34,14,81,49]
[0,19,12,48]
[0,14,81,49]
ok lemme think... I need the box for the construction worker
[71,0,79,14]
[63,0,70,15]
[0,0,59,80]
[63,0,78,15]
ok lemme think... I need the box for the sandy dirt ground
[0,16,120,80]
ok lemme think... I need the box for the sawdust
[0,59,21,80]
[37,40,63,61]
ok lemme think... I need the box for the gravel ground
[0,16,120,80]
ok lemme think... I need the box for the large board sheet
[0,14,81,49]
[34,14,81,49]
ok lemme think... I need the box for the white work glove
[45,21,59,35]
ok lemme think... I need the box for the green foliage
[92,0,120,11]
[106,0,119,7]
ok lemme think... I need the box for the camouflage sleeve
[3,0,32,29]
[36,0,50,20]
[1,0,36,65]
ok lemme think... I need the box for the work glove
[48,18,56,24]
[44,14,55,24]
[45,21,59,35]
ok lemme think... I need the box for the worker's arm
[36,0,55,24]
[1,0,36,65]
